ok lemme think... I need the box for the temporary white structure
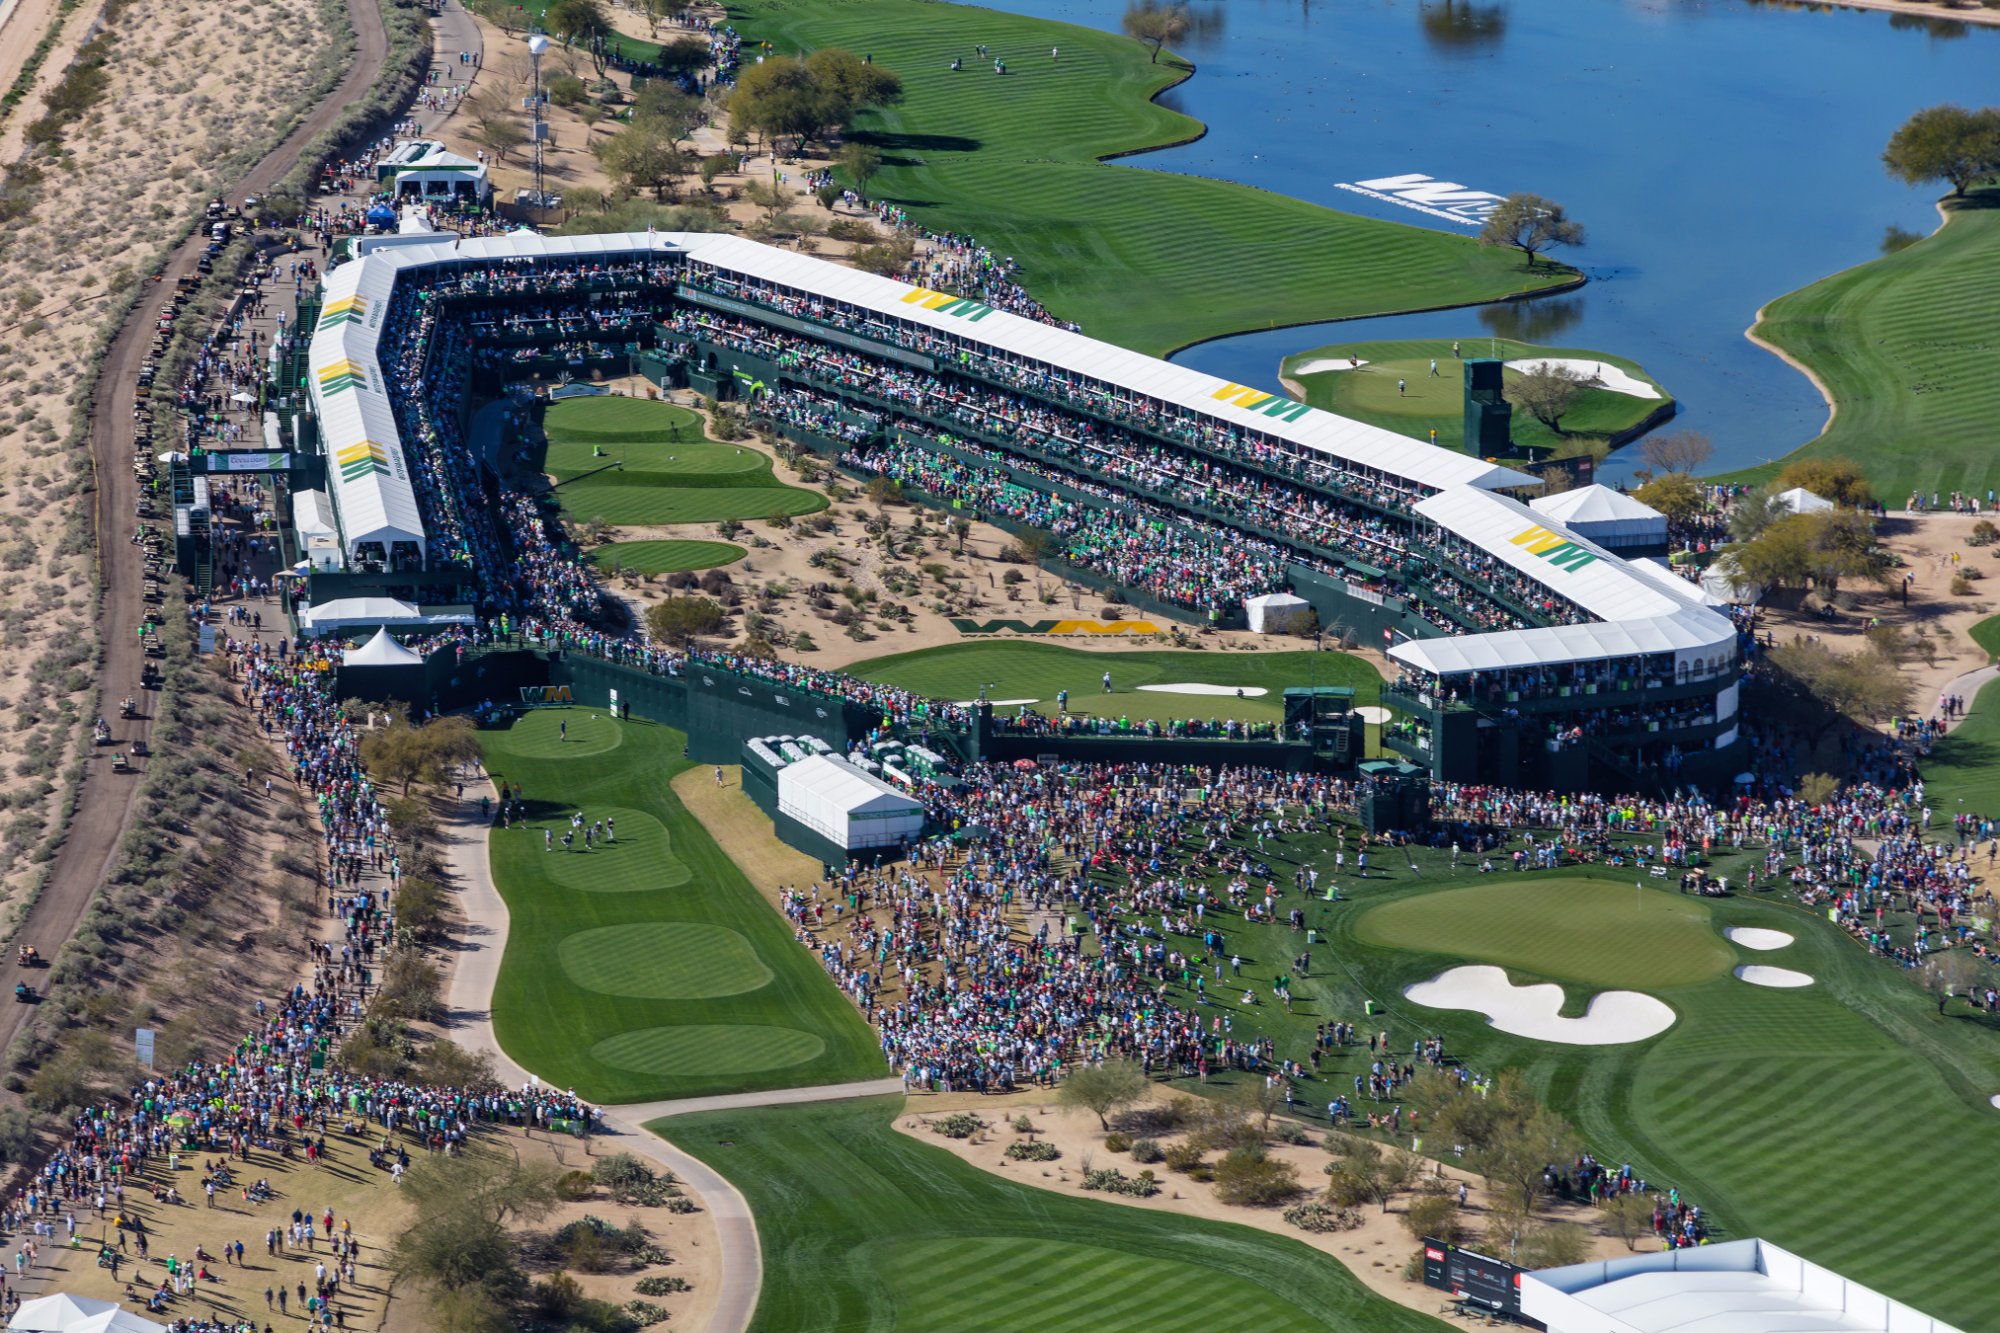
[9,1294,122,1332]
[298,597,474,632]
[1246,592,1312,634]
[1530,485,1667,551]
[66,1312,169,1333]
[376,140,490,202]
[292,488,338,538]
[343,626,425,666]
[1699,552,1763,606]
[1776,486,1835,514]
[777,754,924,851]
[1521,1237,1964,1333]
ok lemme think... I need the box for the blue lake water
[989,0,2000,477]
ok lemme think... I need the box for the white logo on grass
[1335,173,1506,226]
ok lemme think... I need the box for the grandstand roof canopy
[1388,604,1736,675]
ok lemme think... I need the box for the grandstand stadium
[292,230,1742,793]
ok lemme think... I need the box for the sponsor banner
[1344,583,1386,607]
[951,618,1162,637]
[1509,525,1601,572]
[213,451,289,472]
[1335,173,1506,227]
[519,685,575,707]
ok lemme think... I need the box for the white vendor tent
[1776,486,1835,515]
[8,1295,159,1333]
[297,597,474,632]
[1700,552,1764,606]
[777,754,924,852]
[376,140,490,202]
[343,626,425,666]
[67,1312,168,1333]
[1245,592,1312,634]
[1530,485,1667,551]
[292,488,338,539]
[1521,1237,1963,1333]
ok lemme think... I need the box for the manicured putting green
[850,641,1380,724]
[587,539,746,575]
[557,483,826,527]
[558,923,773,1000]
[591,1024,825,1077]
[1283,337,1670,453]
[485,708,622,759]
[1354,877,1733,989]
[544,396,705,445]
[873,1237,1335,1332]
[660,1097,1444,1333]
[539,807,691,893]
[547,438,768,482]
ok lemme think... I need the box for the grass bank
[478,708,884,1102]
[658,1095,1449,1332]
[1731,185,2000,502]
[847,642,1380,724]
[727,0,1578,355]
[1281,338,1672,455]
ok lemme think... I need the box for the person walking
[1429,358,1440,377]
[1397,378,1406,397]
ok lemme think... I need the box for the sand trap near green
[591,1024,826,1077]
[1404,965,1676,1046]
[1355,877,1733,989]
[559,923,773,999]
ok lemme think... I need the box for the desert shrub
[1004,1140,1059,1162]
[1284,1201,1364,1234]
[1011,1115,1036,1134]
[1403,1193,1470,1244]
[556,1170,596,1202]
[1129,1138,1165,1165]
[1952,574,1974,596]
[1971,519,2000,547]
[1163,1141,1207,1173]
[1103,1131,1131,1153]
[1117,1096,1198,1136]
[931,1112,983,1139]
[634,1276,691,1296]
[625,1299,672,1327]
[1213,1144,1302,1207]
[1081,1168,1160,1197]
[1271,1120,1313,1146]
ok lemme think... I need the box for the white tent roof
[1246,592,1309,609]
[343,625,425,666]
[292,488,337,538]
[1530,484,1667,543]
[67,1312,168,1333]
[300,597,473,631]
[779,754,923,818]
[1776,486,1834,514]
[307,257,425,560]
[1389,603,1737,675]
[1700,552,1764,606]
[9,1294,121,1332]
[1629,555,1725,607]
[1522,1239,1963,1333]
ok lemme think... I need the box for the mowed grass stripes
[732,0,1576,356]
[481,708,883,1102]
[658,1096,1450,1333]
[1736,185,2000,502]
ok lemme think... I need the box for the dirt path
[0,0,390,1060]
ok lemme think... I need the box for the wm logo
[900,287,995,322]
[1210,383,1311,424]
[317,296,368,329]
[519,685,575,706]
[952,619,1162,636]
[335,440,389,480]
[316,359,367,394]
[1508,525,1600,572]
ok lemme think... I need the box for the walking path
[1936,664,1998,732]
[437,784,899,1333]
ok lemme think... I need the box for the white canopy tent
[1246,592,1312,635]
[1699,552,1764,606]
[777,754,924,851]
[8,1294,125,1332]
[298,597,474,632]
[67,1312,168,1333]
[1776,486,1835,514]
[343,625,426,666]
[1530,484,1667,550]
[292,488,338,539]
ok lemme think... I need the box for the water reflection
[1880,225,1923,255]
[1419,0,1508,53]
[1478,294,1586,343]
[1183,2,1227,52]
[1887,10,1971,39]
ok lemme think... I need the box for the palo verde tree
[1478,192,1585,268]
[1882,104,2000,198]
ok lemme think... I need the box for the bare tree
[1638,428,1713,476]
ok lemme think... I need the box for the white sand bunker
[1292,357,1369,374]
[1354,705,1392,725]
[1725,927,1795,952]
[1136,683,1270,697]
[956,698,1039,707]
[1991,1095,2000,1110]
[1404,965,1676,1046]
[1736,965,1814,988]
[1506,357,1661,400]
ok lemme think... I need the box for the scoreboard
[1422,1239,1527,1319]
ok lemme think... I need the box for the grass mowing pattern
[1283,338,1670,453]
[848,642,1379,724]
[558,923,773,1000]
[545,397,707,445]
[1918,676,2000,818]
[560,484,826,526]
[1732,186,2000,502]
[548,440,769,484]
[658,1096,1450,1333]
[731,0,1575,356]
[1042,825,2000,1328]
[481,708,883,1101]
[588,539,747,574]
[1354,878,1734,990]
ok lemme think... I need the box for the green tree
[1121,0,1190,62]
[1776,456,1873,508]
[1403,1192,1471,1244]
[1633,472,1703,525]
[1506,363,1586,433]
[594,120,690,200]
[698,152,733,194]
[1920,952,1984,1015]
[544,0,609,50]
[1767,639,1912,747]
[1728,486,1789,543]
[1472,1102,1581,1216]
[633,81,704,146]
[1057,1058,1150,1130]
[804,48,904,131]
[636,0,690,38]
[838,141,883,201]
[1603,1194,1655,1251]
[654,36,713,78]
[1882,104,2000,198]
[1478,192,1585,268]
[646,594,727,647]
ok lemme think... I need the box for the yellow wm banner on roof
[900,287,995,322]
[317,296,368,329]
[1508,525,1600,572]
[1210,383,1311,423]
[316,360,367,394]
[336,440,390,481]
